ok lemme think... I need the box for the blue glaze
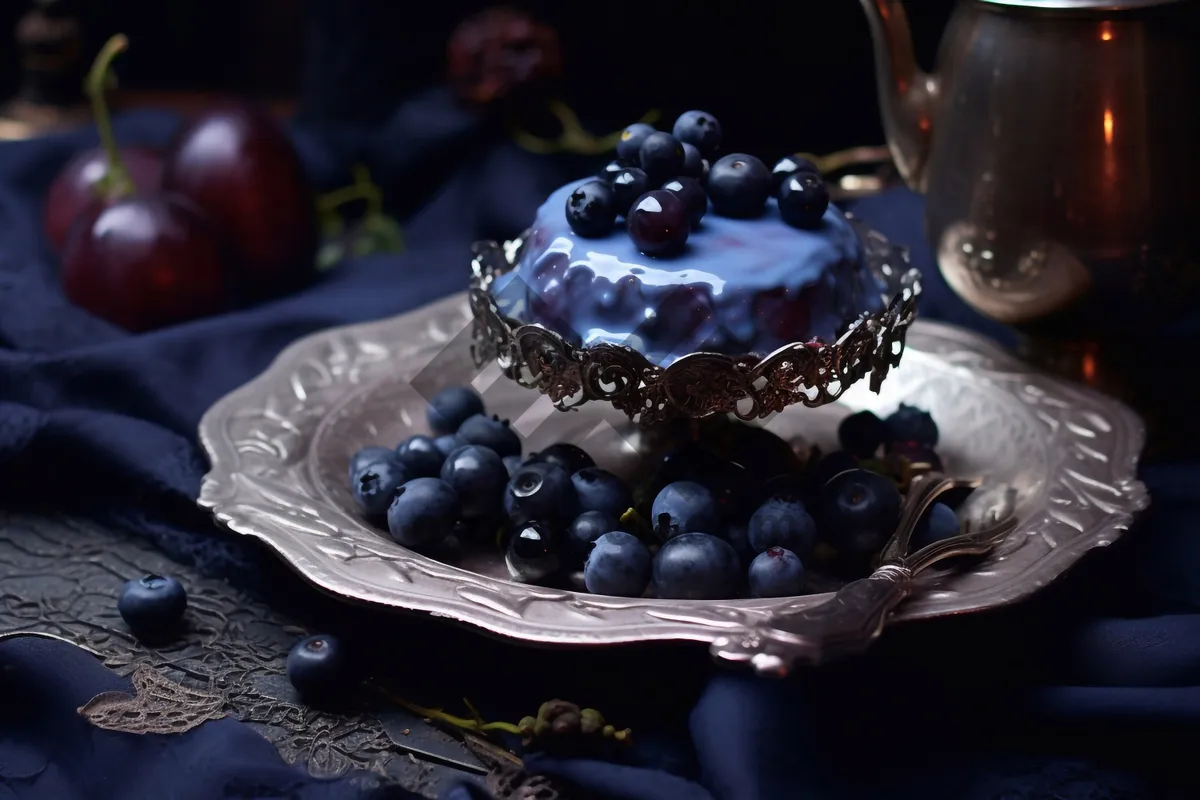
[492,180,886,366]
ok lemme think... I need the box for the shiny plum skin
[44,146,163,253]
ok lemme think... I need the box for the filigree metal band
[468,220,922,425]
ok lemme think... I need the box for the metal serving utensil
[710,472,1019,676]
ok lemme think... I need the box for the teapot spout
[857,0,938,192]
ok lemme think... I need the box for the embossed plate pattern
[198,293,1148,655]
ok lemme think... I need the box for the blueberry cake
[489,111,888,367]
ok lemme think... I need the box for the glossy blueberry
[778,171,830,229]
[807,449,858,493]
[584,531,651,597]
[609,167,652,218]
[838,410,888,459]
[770,155,819,196]
[506,461,578,528]
[503,454,523,479]
[627,190,690,257]
[652,481,721,539]
[427,386,485,436]
[680,142,705,179]
[637,132,686,182]
[564,510,621,567]
[457,414,522,458]
[671,110,722,158]
[707,154,771,218]
[884,404,940,448]
[748,547,806,598]
[529,442,595,474]
[600,158,634,181]
[287,634,350,700]
[565,180,617,238]
[439,445,507,519]
[912,502,961,550]
[571,467,633,519]
[888,441,944,473]
[348,446,395,485]
[653,533,740,600]
[118,574,187,638]
[661,176,707,227]
[654,444,749,516]
[351,459,409,519]
[434,434,463,458]
[505,520,560,583]
[616,122,656,162]
[819,468,903,555]
[395,434,446,478]
[747,496,818,557]
[386,477,459,548]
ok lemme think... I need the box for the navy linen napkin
[3,89,1200,800]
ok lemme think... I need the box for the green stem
[85,34,134,201]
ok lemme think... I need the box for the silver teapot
[858,0,1200,338]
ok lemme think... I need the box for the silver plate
[198,293,1149,659]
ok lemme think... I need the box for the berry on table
[457,414,522,458]
[627,190,690,257]
[885,404,940,448]
[661,177,707,227]
[747,496,818,557]
[584,532,651,597]
[653,533,740,600]
[427,386,485,436]
[911,502,960,550]
[707,154,771,218]
[616,122,656,162]
[387,477,460,548]
[671,110,722,158]
[435,435,464,458]
[348,446,395,484]
[440,445,508,519]
[748,547,805,598]
[637,132,686,182]
[503,454,523,479]
[770,155,819,196]
[680,143,705,179]
[565,180,617,238]
[118,574,187,639]
[506,520,561,583]
[838,410,888,459]
[609,167,653,218]
[529,442,595,474]
[287,634,350,700]
[564,510,621,567]
[818,468,903,555]
[572,467,633,518]
[506,462,578,529]
[652,481,721,539]
[352,459,409,519]
[395,434,446,478]
[778,171,830,229]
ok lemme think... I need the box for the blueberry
[912,502,960,550]
[747,496,818,557]
[440,445,507,519]
[435,434,464,458]
[654,444,749,517]
[778,171,830,229]
[884,404,940,448]
[637,132,686,182]
[505,520,560,583]
[609,166,652,218]
[888,441,945,472]
[627,190,690,257]
[807,450,858,493]
[680,143,705,179]
[564,510,620,567]
[707,154,771,218]
[616,122,656,162]
[571,467,633,518]
[348,446,395,485]
[503,454,523,479]
[653,533,740,599]
[118,574,187,638]
[748,547,806,598]
[600,158,634,181]
[386,477,459,548]
[529,442,595,474]
[287,634,350,701]
[652,481,721,539]
[395,434,446,478]
[352,459,409,519]
[457,414,522,458]
[770,155,819,196]
[506,462,578,528]
[584,531,651,597]
[671,110,722,158]
[427,386,485,436]
[724,522,755,568]
[661,176,707,227]
[838,410,888,459]
[819,469,903,555]
[565,180,617,238]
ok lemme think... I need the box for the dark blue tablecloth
[2,92,1200,800]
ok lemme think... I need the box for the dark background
[0,0,956,156]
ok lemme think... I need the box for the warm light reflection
[1082,352,1096,383]
[1104,110,1114,145]
[1100,22,1114,41]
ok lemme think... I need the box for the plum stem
[85,34,134,201]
